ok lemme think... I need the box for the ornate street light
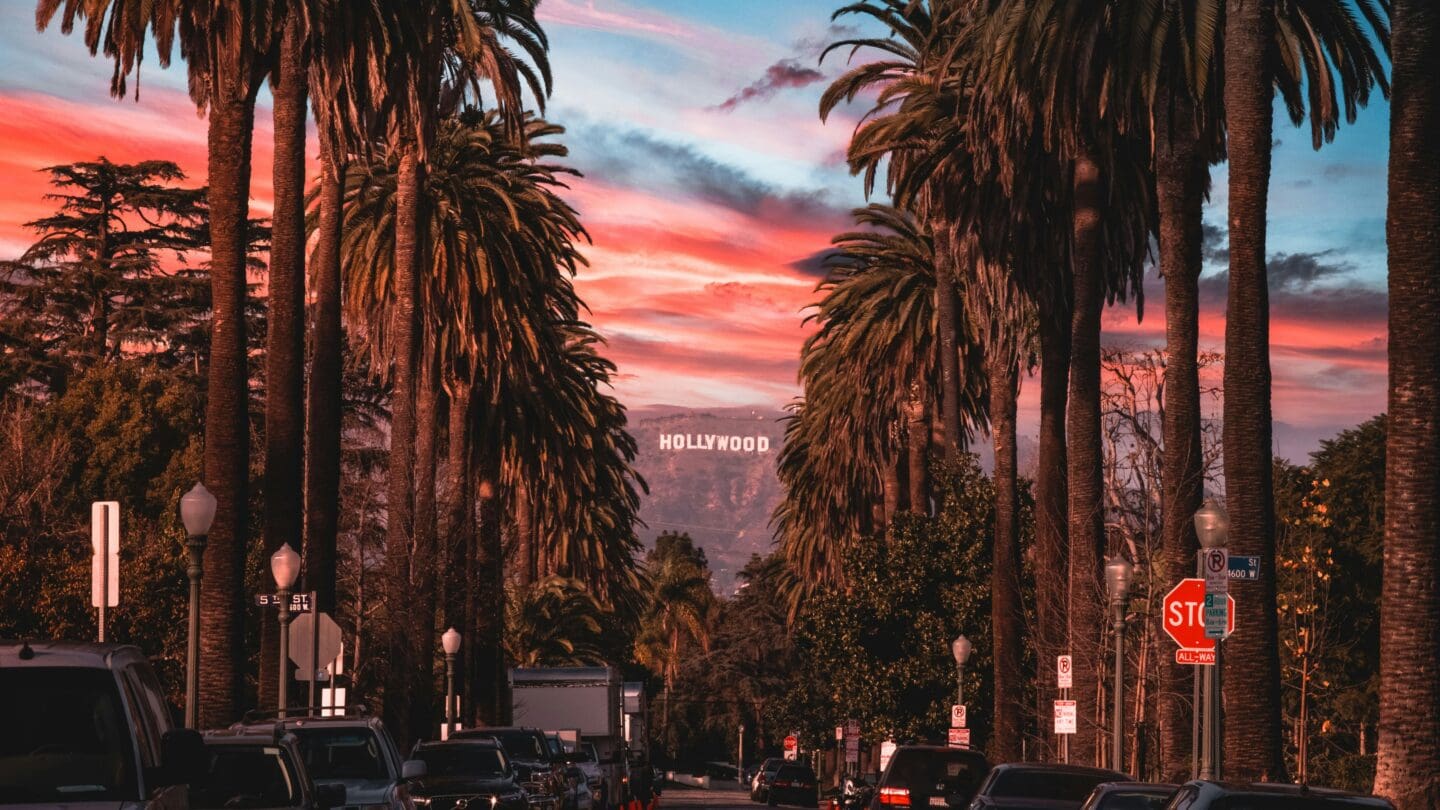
[271,544,301,717]
[1194,500,1230,549]
[951,635,973,706]
[179,482,216,729]
[1105,556,1135,773]
[442,628,461,737]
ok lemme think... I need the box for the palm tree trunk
[305,135,344,616]
[199,93,256,729]
[1068,150,1107,766]
[1155,83,1206,782]
[882,447,903,524]
[906,388,929,514]
[989,352,1024,763]
[932,219,966,458]
[409,340,440,743]
[1373,2,1440,803]
[261,9,308,712]
[1035,302,1070,760]
[444,381,473,716]
[1223,0,1287,781]
[474,462,506,725]
[383,143,423,746]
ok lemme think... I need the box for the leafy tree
[506,576,609,667]
[776,456,1006,749]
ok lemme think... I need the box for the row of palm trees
[779,0,1437,799]
[37,0,644,746]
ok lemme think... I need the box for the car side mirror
[159,728,206,787]
[402,760,428,781]
[317,783,347,809]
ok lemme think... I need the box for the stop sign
[1163,578,1235,651]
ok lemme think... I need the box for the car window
[1096,791,1172,810]
[0,667,141,803]
[885,751,987,794]
[989,770,1116,801]
[293,728,390,781]
[1212,797,1382,810]
[118,670,160,769]
[775,766,815,781]
[576,745,598,763]
[191,745,300,809]
[490,731,549,761]
[416,745,509,777]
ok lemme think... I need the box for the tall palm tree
[38,0,278,726]
[1373,1,1440,804]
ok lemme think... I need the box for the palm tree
[1373,1,1439,803]
[506,576,609,667]
[639,550,715,755]
[39,0,278,726]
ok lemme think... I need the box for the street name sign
[1228,555,1261,580]
[951,704,967,728]
[1053,700,1077,735]
[91,501,120,608]
[1163,578,1236,663]
[947,728,971,748]
[1057,655,1072,689]
[256,592,312,612]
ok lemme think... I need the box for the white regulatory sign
[951,704,967,728]
[91,501,120,608]
[1057,655,1073,690]
[1053,700,1077,735]
[1203,548,1230,596]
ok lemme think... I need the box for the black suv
[196,725,346,810]
[453,727,563,810]
[966,763,1129,810]
[410,739,529,810]
[1164,780,1394,810]
[872,746,990,810]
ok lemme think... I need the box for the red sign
[947,728,971,748]
[783,735,798,761]
[1163,578,1235,655]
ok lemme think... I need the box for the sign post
[950,704,967,729]
[783,734,799,761]
[1053,700,1077,736]
[1162,579,1236,663]
[91,501,120,642]
[947,727,971,748]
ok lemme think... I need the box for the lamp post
[1194,500,1229,780]
[180,483,216,729]
[442,627,461,738]
[1105,556,1134,773]
[270,544,301,717]
[951,635,972,707]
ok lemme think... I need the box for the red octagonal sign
[1163,578,1235,664]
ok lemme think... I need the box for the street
[661,786,754,810]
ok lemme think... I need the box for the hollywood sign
[659,433,772,453]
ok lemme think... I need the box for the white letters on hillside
[658,433,772,454]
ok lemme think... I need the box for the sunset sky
[0,0,1391,459]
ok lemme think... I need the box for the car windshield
[0,667,140,803]
[990,769,1115,801]
[293,727,391,781]
[491,731,548,761]
[416,745,509,778]
[886,751,987,794]
[1212,797,1381,810]
[575,745,597,763]
[1095,791,1172,810]
[191,745,300,809]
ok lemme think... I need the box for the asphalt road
[661,786,755,810]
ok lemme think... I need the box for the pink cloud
[538,0,699,41]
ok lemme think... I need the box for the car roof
[992,763,1130,779]
[280,715,385,731]
[1093,782,1178,794]
[0,640,151,670]
[1185,780,1392,805]
[418,738,503,749]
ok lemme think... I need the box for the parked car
[871,746,991,810]
[281,713,427,810]
[1162,781,1395,810]
[1079,783,1177,810]
[0,640,205,809]
[194,725,346,810]
[967,764,1129,810]
[409,739,529,810]
[453,727,564,810]
[768,763,820,808]
[752,758,787,802]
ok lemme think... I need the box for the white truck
[510,667,627,810]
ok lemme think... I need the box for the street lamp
[951,635,973,706]
[1193,500,1229,780]
[180,482,216,729]
[1105,556,1134,773]
[442,627,461,738]
[271,543,301,717]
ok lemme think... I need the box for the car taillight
[773,781,792,788]
[878,787,910,807]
